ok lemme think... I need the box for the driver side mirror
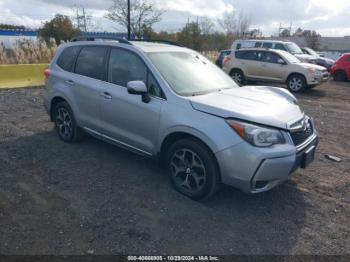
[127,81,150,103]
[277,59,286,65]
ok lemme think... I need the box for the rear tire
[54,101,84,143]
[333,70,346,82]
[230,69,245,86]
[287,74,307,93]
[165,139,220,201]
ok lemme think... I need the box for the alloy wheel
[231,72,242,85]
[289,77,303,91]
[170,149,207,194]
[55,107,73,139]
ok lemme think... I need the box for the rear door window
[262,42,273,48]
[75,46,107,80]
[254,42,262,48]
[275,43,287,51]
[56,46,80,72]
[235,51,258,60]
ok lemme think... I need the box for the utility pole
[127,0,131,40]
[74,6,88,32]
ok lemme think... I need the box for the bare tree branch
[105,0,165,38]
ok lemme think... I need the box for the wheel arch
[159,131,221,178]
[50,96,67,121]
[286,72,307,82]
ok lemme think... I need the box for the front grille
[290,119,314,147]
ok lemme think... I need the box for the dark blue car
[215,49,232,68]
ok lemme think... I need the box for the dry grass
[0,38,57,64]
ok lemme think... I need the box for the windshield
[285,43,304,55]
[281,51,301,63]
[148,52,237,96]
[304,47,319,57]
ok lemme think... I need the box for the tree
[307,31,321,50]
[0,24,26,30]
[106,0,164,39]
[200,17,214,35]
[217,12,236,35]
[280,28,291,37]
[177,21,202,51]
[38,15,80,44]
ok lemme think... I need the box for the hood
[295,53,318,62]
[298,62,327,70]
[188,86,303,129]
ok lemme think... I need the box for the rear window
[56,46,80,72]
[262,42,273,48]
[75,46,107,80]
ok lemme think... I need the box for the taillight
[44,69,51,82]
[223,56,231,66]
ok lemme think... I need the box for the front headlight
[226,120,285,147]
[308,68,316,74]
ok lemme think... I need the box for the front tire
[287,74,307,93]
[333,70,346,82]
[54,101,84,143]
[165,139,220,201]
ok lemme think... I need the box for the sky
[0,0,349,36]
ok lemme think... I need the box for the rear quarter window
[56,46,80,72]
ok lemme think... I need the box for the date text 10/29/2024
[127,256,220,261]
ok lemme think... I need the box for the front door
[100,47,164,156]
[258,51,288,81]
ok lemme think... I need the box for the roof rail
[131,39,182,47]
[71,36,132,45]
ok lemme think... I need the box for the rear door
[99,47,163,156]
[71,46,108,131]
[235,50,262,79]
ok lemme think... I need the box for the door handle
[65,80,75,86]
[101,92,112,100]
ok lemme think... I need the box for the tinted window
[108,48,147,87]
[262,52,282,64]
[235,51,258,60]
[275,43,286,51]
[254,42,262,48]
[262,42,273,48]
[57,46,80,72]
[236,43,242,50]
[75,46,107,80]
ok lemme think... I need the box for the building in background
[0,29,38,48]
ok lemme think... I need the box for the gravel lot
[0,81,349,255]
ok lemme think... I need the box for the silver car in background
[44,38,318,200]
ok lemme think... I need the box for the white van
[231,40,317,64]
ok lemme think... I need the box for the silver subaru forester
[44,38,318,200]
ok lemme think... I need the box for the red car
[330,53,350,81]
